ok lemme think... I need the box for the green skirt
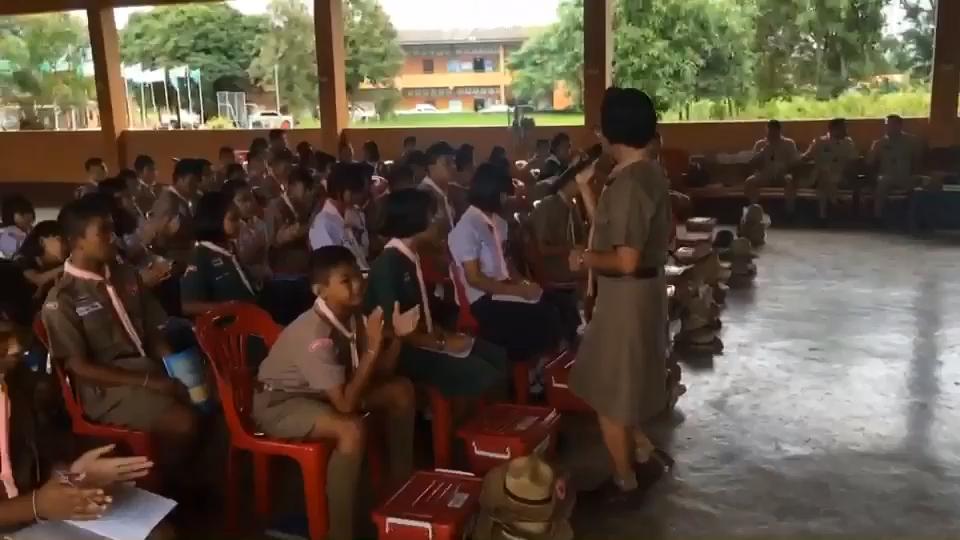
[398,339,508,397]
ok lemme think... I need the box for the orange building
[390,27,537,112]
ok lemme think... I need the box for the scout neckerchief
[0,377,16,498]
[281,192,298,221]
[197,241,255,296]
[313,297,359,370]
[421,177,455,230]
[321,199,368,269]
[165,186,193,216]
[385,238,433,334]
[63,259,146,357]
[464,206,509,280]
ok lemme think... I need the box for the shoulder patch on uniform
[43,301,58,311]
[309,338,334,352]
[185,265,197,274]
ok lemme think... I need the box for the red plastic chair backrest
[449,263,479,335]
[194,303,281,438]
[32,317,87,424]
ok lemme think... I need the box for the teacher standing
[569,87,671,504]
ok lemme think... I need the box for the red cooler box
[457,404,560,475]
[372,469,483,540]
[545,351,592,413]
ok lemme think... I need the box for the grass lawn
[347,111,584,128]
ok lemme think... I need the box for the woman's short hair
[16,220,61,260]
[327,162,369,198]
[1,194,34,226]
[363,140,381,162]
[601,87,657,149]
[468,163,511,213]
[194,191,233,244]
[378,189,436,239]
[455,144,474,172]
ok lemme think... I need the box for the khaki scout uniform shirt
[264,196,311,275]
[180,243,258,306]
[41,263,168,419]
[530,193,587,283]
[257,308,365,393]
[592,160,671,269]
[149,188,195,267]
[752,137,800,178]
[870,133,919,181]
[808,135,858,183]
[129,179,157,219]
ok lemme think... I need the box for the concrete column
[928,0,960,147]
[583,0,613,131]
[315,0,349,153]
[87,6,128,170]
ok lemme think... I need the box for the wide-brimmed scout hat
[473,455,575,540]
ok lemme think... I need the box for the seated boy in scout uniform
[221,179,271,283]
[531,165,588,287]
[148,158,202,268]
[801,118,858,221]
[76,157,108,199]
[131,154,159,218]
[254,246,419,540]
[180,191,259,318]
[264,168,315,275]
[743,120,800,216]
[42,195,199,486]
[869,114,931,220]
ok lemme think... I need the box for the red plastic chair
[194,303,382,540]
[32,318,157,484]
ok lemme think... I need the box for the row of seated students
[0,128,595,538]
[742,114,938,223]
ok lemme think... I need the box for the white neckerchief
[465,206,509,280]
[313,297,359,369]
[281,192,298,219]
[198,241,255,295]
[322,200,368,269]
[386,238,433,334]
[63,259,146,357]
[421,176,455,229]
[166,186,193,215]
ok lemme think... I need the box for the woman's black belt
[596,266,661,279]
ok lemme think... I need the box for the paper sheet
[66,486,176,540]
[491,292,542,304]
[418,336,475,358]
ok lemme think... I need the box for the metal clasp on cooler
[385,517,434,540]
[471,442,512,460]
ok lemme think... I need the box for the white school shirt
[0,226,26,259]
[448,207,510,304]
[308,199,370,270]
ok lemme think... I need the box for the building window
[448,59,460,72]
[473,57,485,73]
[422,59,434,74]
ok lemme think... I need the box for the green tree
[250,0,405,120]
[344,0,404,93]
[0,13,95,128]
[754,0,889,101]
[121,4,266,119]
[508,0,585,108]
[898,0,936,79]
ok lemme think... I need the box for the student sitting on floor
[449,164,563,363]
[253,246,419,540]
[309,162,371,270]
[0,271,161,536]
[0,194,35,259]
[222,179,271,283]
[42,195,199,490]
[12,220,65,314]
[366,189,508,406]
[180,191,258,318]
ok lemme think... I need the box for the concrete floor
[564,229,960,539]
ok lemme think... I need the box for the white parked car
[479,104,514,114]
[249,110,294,129]
[397,103,441,115]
